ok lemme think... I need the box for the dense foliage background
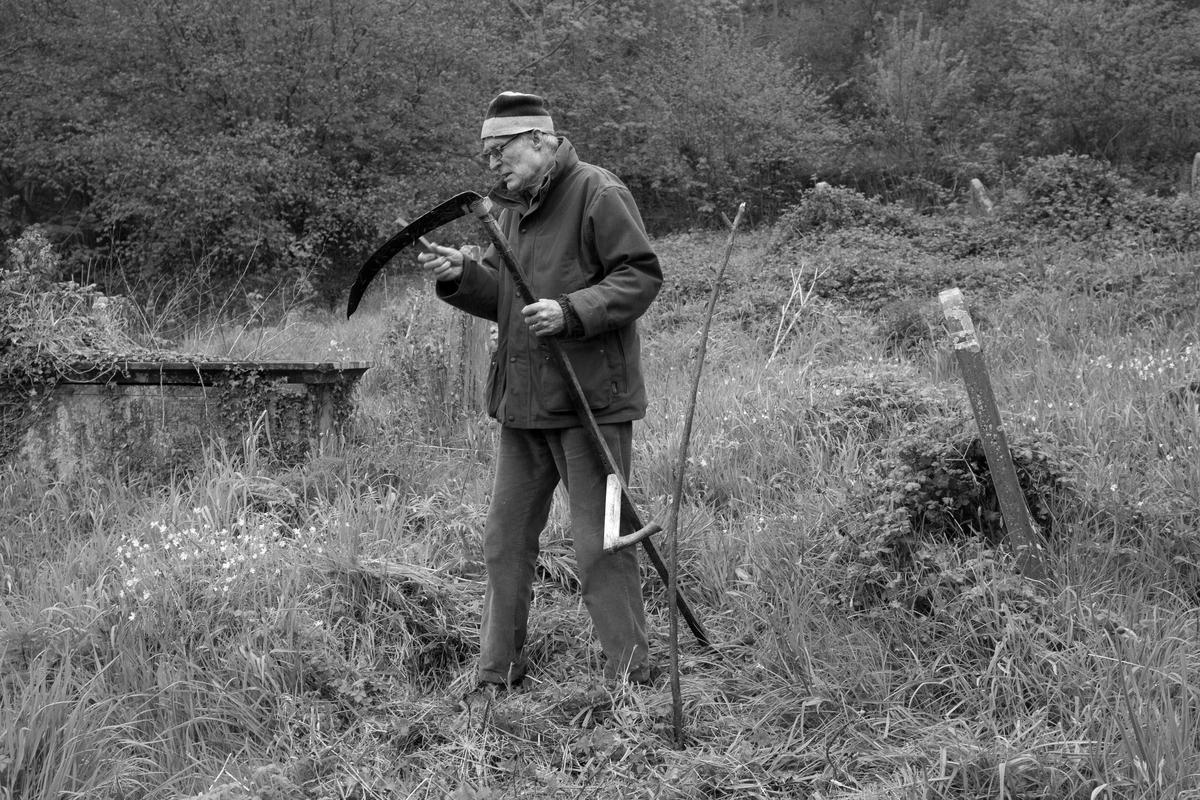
[3,0,1199,316]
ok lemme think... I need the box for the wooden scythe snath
[940,287,1050,582]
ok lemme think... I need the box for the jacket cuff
[558,294,585,338]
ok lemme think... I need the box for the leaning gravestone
[940,287,1048,580]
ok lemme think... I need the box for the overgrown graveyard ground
[4,186,1200,798]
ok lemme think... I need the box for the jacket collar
[488,137,579,215]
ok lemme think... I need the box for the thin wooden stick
[668,202,746,749]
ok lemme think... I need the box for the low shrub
[830,412,1079,612]
[778,228,1032,311]
[1122,193,1200,252]
[877,297,936,355]
[789,229,936,310]
[657,361,964,516]
[0,229,154,460]
[771,185,919,247]
[1006,153,1133,240]
[1053,252,1200,327]
[1004,153,1200,253]
[908,213,1024,260]
[766,167,1199,316]
[0,229,133,386]
[767,185,1036,311]
[6,122,397,316]
[771,183,1025,262]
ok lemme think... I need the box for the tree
[493,1,846,225]
[861,11,976,199]
[0,0,502,313]
[955,0,1200,180]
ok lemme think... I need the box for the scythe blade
[345,190,484,318]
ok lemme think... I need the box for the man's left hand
[522,299,564,337]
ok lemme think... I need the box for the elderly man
[417,91,662,691]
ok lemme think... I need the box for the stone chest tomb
[8,360,369,481]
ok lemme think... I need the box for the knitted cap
[480,92,555,140]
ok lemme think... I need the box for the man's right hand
[417,243,465,282]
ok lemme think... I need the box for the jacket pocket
[540,334,619,414]
[536,257,588,298]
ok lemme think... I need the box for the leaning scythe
[346,190,711,649]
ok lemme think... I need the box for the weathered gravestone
[7,360,368,482]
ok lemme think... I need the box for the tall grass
[4,230,1200,798]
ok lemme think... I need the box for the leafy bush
[766,170,1200,317]
[831,412,1078,612]
[664,361,965,516]
[1122,193,1200,252]
[973,0,1200,171]
[908,213,1024,260]
[877,297,936,354]
[1048,251,1200,327]
[65,123,391,314]
[1006,153,1133,240]
[768,188,939,310]
[771,185,919,245]
[768,185,1038,310]
[0,228,139,391]
[777,227,1031,312]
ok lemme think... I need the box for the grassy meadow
[3,213,1200,799]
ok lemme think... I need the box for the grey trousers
[478,423,649,685]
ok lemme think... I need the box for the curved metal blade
[345,190,483,317]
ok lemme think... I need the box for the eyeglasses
[479,133,524,165]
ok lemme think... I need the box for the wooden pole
[662,202,746,750]
[397,226,489,419]
[456,245,489,414]
[939,288,1048,581]
[456,315,490,414]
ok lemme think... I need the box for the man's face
[482,131,544,193]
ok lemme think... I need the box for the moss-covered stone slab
[11,360,368,482]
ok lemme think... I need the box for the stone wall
[10,361,368,482]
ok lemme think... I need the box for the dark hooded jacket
[437,138,662,429]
